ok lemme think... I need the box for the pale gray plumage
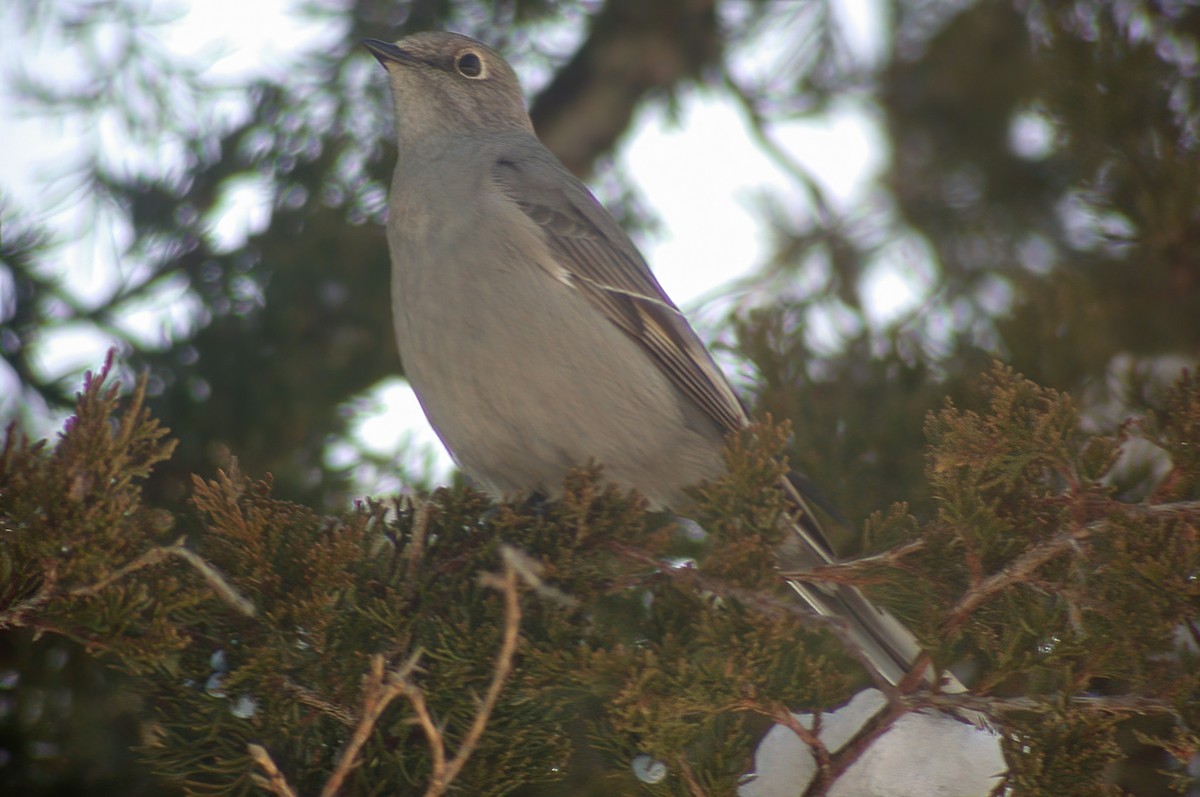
[365,31,955,692]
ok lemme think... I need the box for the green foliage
[1002,705,1125,797]
[685,419,792,588]
[852,362,1200,796]
[0,352,195,667]
[4,358,1199,795]
[1144,369,1200,502]
[3,364,868,796]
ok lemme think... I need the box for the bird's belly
[392,251,725,508]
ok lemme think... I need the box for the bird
[364,30,957,694]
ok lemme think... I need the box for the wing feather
[492,143,746,435]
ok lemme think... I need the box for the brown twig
[945,527,1087,631]
[64,534,255,617]
[615,543,902,698]
[428,548,523,794]
[67,537,187,598]
[319,652,421,797]
[817,698,911,793]
[736,694,910,797]
[721,68,835,227]
[167,545,257,617]
[1125,498,1200,517]
[777,539,927,584]
[944,498,1200,630]
[761,702,832,785]
[1184,618,1200,650]
[12,536,254,627]
[0,562,57,630]
[281,678,356,727]
[317,550,525,797]
[677,757,711,797]
[500,544,578,607]
[248,743,300,797]
[916,690,1178,719]
[402,496,431,584]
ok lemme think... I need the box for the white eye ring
[455,51,486,79]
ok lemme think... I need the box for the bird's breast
[384,162,726,506]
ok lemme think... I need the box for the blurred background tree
[1,0,1197,794]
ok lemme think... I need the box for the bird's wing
[491,138,747,437]
[492,137,962,697]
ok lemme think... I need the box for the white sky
[0,0,917,494]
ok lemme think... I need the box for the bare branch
[501,544,578,607]
[945,527,1087,631]
[404,681,447,787]
[6,535,254,629]
[170,545,257,617]
[67,537,187,598]
[916,690,1179,720]
[318,652,422,797]
[248,743,300,797]
[818,699,912,792]
[778,539,927,584]
[316,551,525,797]
[402,496,430,584]
[433,549,524,793]
[1123,499,1200,518]
[721,68,834,228]
[281,678,356,727]
[677,757,712,797]
[63,532,256,618]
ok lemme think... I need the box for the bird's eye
[455,52,484,78]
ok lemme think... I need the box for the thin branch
[170,545,257,617]
[734,695,914,797]
[916,690,1179,720]
[318,550,525,797]
[318,652,422,797]
[432,548,523,793]
[67,537,186,598]
[817,698,911,793]
[404,682,446,786]
[778,539,927,583]
[756,701,831,778]
[783,498,1200,594]
[281,678,356,727]
[1123,498,1200,518]
[677,757,711,797]
[6,536,254,629]
[945,527,1087,631]
[1185,618,1200,650]
[64,534,255,617]
[0,563,57,630]
[721,68,834,227]
[402,496,430,584]
[615,543,900,698]
[248,743,300,797]
[501,544,578,607]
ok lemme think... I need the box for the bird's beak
[362,39,416,68]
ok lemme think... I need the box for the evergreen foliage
[3,358,1199,795]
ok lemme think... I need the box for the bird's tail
[777,477,967,695]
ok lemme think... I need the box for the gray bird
[365,31,951,692]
